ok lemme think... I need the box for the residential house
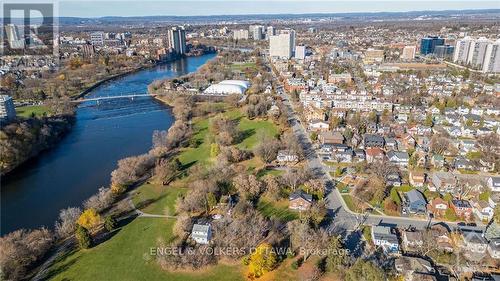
[318,131,344,144]
[308,119,330,131]
[191,224,212,244]
[404,189,427,214]
[371,226,399,253]
[386,172,402,187]
[451,199,473,220]
[366,148,385,163]
[472,200,494,222]
[385,138,398,150]
[394,257,436,281]
[487,239,500,259]
[401,230,424,250]
[305,106,326,121]
[427,198,448,217]
[430,172,456,193]
[364,134,385,148]
[353,149,366,162]
[387,150,410,167]
[462,230,488,254]
[431,154,445,169]
[453,156,475,170]
[409,171,426,187]
[289,190,313,211]
[487,176,500,192]
[430,225,454,252]
[277,150,299,163]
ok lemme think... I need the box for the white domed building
[203,80,250,95]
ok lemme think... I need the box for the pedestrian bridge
[73,94,157,103]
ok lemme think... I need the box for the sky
[58,0,500,17]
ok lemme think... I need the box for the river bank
[1,54,216,236]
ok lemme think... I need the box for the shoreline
[1,55,204,177]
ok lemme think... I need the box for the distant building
[5,24,25,49]
[266,26,275,37]
[363,48,384,64]
[233,29,249,40]
[453,37,500,73]
[483,39,500,73]
[420,36,444,55]
[203,80,250,95]
[167,26,186,55]
[295,45,306,60]
[0,95,16,123]
[401,46,416,60]
[191,224,211,244]
[453,36,474,63]
[466,37,491,68]
[249,25,264,40]
[434,45,454,59]
[269,30,295,59]
[90,31,104,46]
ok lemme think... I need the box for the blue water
[1,54,216,235]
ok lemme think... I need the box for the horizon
[56,1,500,18]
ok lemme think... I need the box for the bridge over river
[73,93,158,103]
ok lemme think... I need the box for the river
[1,54,216,235]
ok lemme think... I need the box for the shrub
[75,225,91,249]
[104,215,117,232]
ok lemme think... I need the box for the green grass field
[230,62,257,71]
[177,108,278,168]
[132,183,187,216]
[47,218,244,281]
[341,195,362,213]
[16,105,50,118]
[257,198,299,222]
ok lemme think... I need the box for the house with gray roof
[387,150,410,167]
[371,226,399,253]
[404,189,427,214]
[191,224,212,244]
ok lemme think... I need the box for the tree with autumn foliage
[247,243,277,279]
[77,209,102,230]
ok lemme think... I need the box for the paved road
[276,78,486,234]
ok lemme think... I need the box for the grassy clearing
[341,195,362,213]
[177,107,278,168]
[256,168,284,178]
[178,118,211,167]
[47,218,244,281]
[230,62,257,71]
[16,105,51,118]
[257,198,298,222]
[132,183,187,215]
[224,108,278,150]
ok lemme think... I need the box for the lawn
[341,195,362,213]
[177,108,278,168]
[230,62,257,71]
[132,183,187,216]
[16,105,50,118]
[178,118,211,167]
[257,198,299,222]
[224,109,278,150]
[256,168,284,178]
[46,218,244,281]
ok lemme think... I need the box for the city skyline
[58,0,500,17]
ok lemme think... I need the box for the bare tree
[55,207,82,238]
